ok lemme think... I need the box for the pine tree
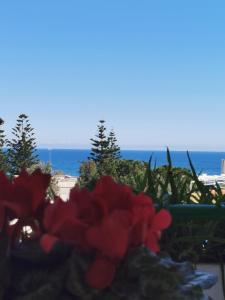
[7,114,39,175]
[89,120,121,164]
[108,129,121,159]
[0,118,8,173]
[89,120,110,164]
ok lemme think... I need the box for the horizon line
[36,147,225,153]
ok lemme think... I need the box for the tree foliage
[89,120,120,164]
[108,129,121,159]
[89,120,109,163]
[7,114,39,175]
[79,158,147,189]
[80,120,148,187]
[0,118,8,173]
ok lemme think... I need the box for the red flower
[0,169,51,241]
[0,169,50,219]
[0,202,5,232]
[42,196,88,250]
[92,176,134,212]
[41,176,172,289]
[131,193,172,252]
[86,210,132,258]
[146,209,172,252]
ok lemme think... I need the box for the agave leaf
[145,155,158,200]
[187,152,212,204]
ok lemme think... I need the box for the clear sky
[0,0,225,150]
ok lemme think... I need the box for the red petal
[86,211,130,258]
[0,203,5,231]
[43,198,76,233]
[56,218,87,248]
[32,169,51,191]
[40,234,58,253]
[133,193,154,207]
[130,220,148,246]
[43,198,88,248]
[151,209,172,230]
[146,231,160,253]
[69,187,106,224]
[131,196,155,246]
[85,257,116,289]
[5,186,32,217]
[29,169,51,211]
[13,170,29,185]
[93,176,133,211]
[6,169,50,217]
[0,171,11,202]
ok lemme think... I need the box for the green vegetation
[116,149,225,266]
[0,118,8,173]
[80,126,225,273]
[79,120,148,187]
[2,115,225,274]
[6,114,39,175]
[79,158,147,188]
[89,119,121,161]
[107,128,121,159]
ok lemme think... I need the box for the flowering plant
[0,170,216,299]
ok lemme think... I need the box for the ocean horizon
[36,149,225,177]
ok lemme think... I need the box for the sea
[37,149,225,177]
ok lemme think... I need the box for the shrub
[79,158,147,188]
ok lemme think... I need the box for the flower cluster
[0,169,50,240]
[41,176,172,288]
[0,170,171,290]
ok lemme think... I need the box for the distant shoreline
[36,149,225,177]
[36,148,225,153]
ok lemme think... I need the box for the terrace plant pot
[0,238,218,300]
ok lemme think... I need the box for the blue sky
[0,0,225,150]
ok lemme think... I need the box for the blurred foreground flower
[0,170,216,299]
[41,176,172,288]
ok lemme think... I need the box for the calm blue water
[37,149,225,176]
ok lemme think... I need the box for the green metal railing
[166,204,225,221]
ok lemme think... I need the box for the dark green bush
[78,158,147,188]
